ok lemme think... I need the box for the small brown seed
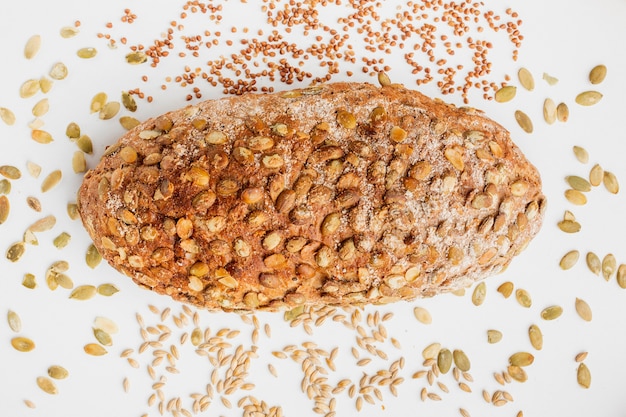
[518,68,534,91]
[603,171,619,194]
[575,91,602,106]
[495,86,516,103]
[573,146,589,164]
[556,102,569,122]
[514,110,533,133]
[540,305,563,320]
[575,298,592,321]
[586,252,601,275]
[528,324,543,350]
[589,65,607,84]
[577,363,591,388]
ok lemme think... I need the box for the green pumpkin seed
[66,122,81,139]
[586,252,601,275]
[47,365,69,380]
[437,348,452,374]
[509,352,534,367]
[575,91,602,106]
[618,264,626,289]
[97,283,119,296]
[453,349,471,371]
[7,242,25,262]
[93,328,113,346]
[589,64,607,84]
[577,363,591,388]
[514,110,533,133]
[602,254,617,280]
[566,176,591,192]
[558,220,581,233]
[284,305,304,321]
[515,288,532,308]
[559,250,580,270]
[377,71,391,86]
[90,92,107,113]
[572,146,589,163]
[99,101,120,120]
[487,330,502,344]
[543,98,556,124]
[72,151,86,173]
[22,273,37,289]
[528,324,543,350]
[120,116,141,130]
[53,232,71,249]
[76,135,93,154]
[575,298,592,321]
[77,47,97,59]
[41,170,62,192]
[518,68,534,91]
[472,282,486,306]
[603,171,619,194]
[0,179,10,195]
[49,62,68,80]
[86,244,102,268]
[121,91,138,112]
[36,376,58,394]
[125,51,148,65]
[0,107,16,125]
[495,86,516,103]
[84,343,107,356]
[69,285,97,300]
[39,77,53,93]
[11,336,35,352]
[540,305,563,320]
[54,273,73,289]
[20,79,41,98]
[67,203,79,220]
[7,310,22,332]
[564,189,587,205]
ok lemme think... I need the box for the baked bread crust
[77,81,546,311]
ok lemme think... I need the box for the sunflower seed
[518,68,534,91]
[49,62,68,80]
[0,165,21,179]
[90,92,107,113]
[20,79,41,98]
[566,176,591,192]
[125,51,148,65]
[69,285,97,300]
[558,220,581,233]
[41,170,62,192]
[515,288,532,308]
[24,35,42,59]
[36,376,58,394]
[86,244,102,268]
[22,273,37,289]
[413,307,432,324]
[472,282,486,306]
[0,196,9,224]
[528,324,543,350]
[7,242,26,262]
[497,281,514,298]
[453,350,471,371]
[48,365,69,380]
[543,73,559,85]
[97,283,119,296]
[564,189,587,205]
[586,252,601,275]
[121,91,138,112]
[603,171,619,194]
[7,310,22,332]
[487,330,502,344]
[575,298,592,321]
[84,343,107,356]
[93,328,113,346]
[509,352,534,367]
[94,317,119,334]
[575,352,588,363]
[572,146,589,164]
[577,363,591,388]
[119,116,140,130]
[100,102,121,120]
[514,110,533,133]
[11,336,35,352]
[495,86,516,103]
[559,250,580,270]
[0,107,16,125]
[576,91,602,106]
[60,26,79,38]
[507,365,527,382]
[589,65,607,85]
[553,103,568,124]
[618,264,626,289]
[53,232,71,249]
[602,254,617,280]
[540,305,563,320]
[543,98,556,124]
[77,47,97,58]
[437,348,452,374]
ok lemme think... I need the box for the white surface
[1,1,626,416]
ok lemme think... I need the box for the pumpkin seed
[564,189,587,205]
[487,330,502,344]
[495,86,516,103]
[93,328,113,346]
[66,122,81,139]
[41,170,62,192]
[7,310,22,332]
[556,102,569,122]
[77,47,97,59]
[20,79,41,98]
[72,151,86,173]
[514,110,533,133]
[575,91,602,106]
[572,146,589,164]
[125,51,148,65]
[54,273,73,289]
[586,252,601,275]
[563,210,576,221]
[48,365,69,380]
[11,336,35,352]
[31,99,49,118]
[422,342,441,359]
[543,98,556,124]
[589,164,604,186]
[559,250,579,270]
[437,348,452,374]
[67,203,79,220]
[121,91,137,112]
[49,62,68,80]
[575,352,588,363]
[518,68,534,91]
[577,363,591,388]
[31,129,53,144]
[0,165,21,180]
[603,171,619,194]
[69,285,97,300]
[39,77,53,93]
[97,283,119,296]
[413,307,432,324]
[589,64,607,85]
[119,116,140,130]
[22,273,37,289]
[99,101,121,120]
[90,92,107,113]
[618,264,626,289]
[36,376,58,394]
[46,271,58,291]
[542,72,559,85]
[540,305,563,320]
[28,215,56,233]
[0,179,10,195]
[575,298,592,321]
[528,324,543,350]
[84,343,107,356]
[378,71,391,86]
[497,281,514,298]
[53,232,71,249]
[472,282,486,306]
[507,365,527,383]
[453,350,471,372]
[602,254,617,280]
[60,26,79,38]
[0,107,16,125]
[86,244,102,268]
[509,352,534,367]
[0,195,9,224]
[515,288,532,308]
[76,135,93,154]
[94,317,119,334]
[7,242,26,262]
[23,229,38,246]
[566,176,591,192]
[557,220,581,233]
[24,35,42,59]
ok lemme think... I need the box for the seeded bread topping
[77,80,545,311]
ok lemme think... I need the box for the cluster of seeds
[91,0,524,103]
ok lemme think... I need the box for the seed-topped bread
[77,80,545,311]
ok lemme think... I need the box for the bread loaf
[77,80,545,311]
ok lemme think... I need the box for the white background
[1,0,626,416]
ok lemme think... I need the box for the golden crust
[77,81,545,311]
